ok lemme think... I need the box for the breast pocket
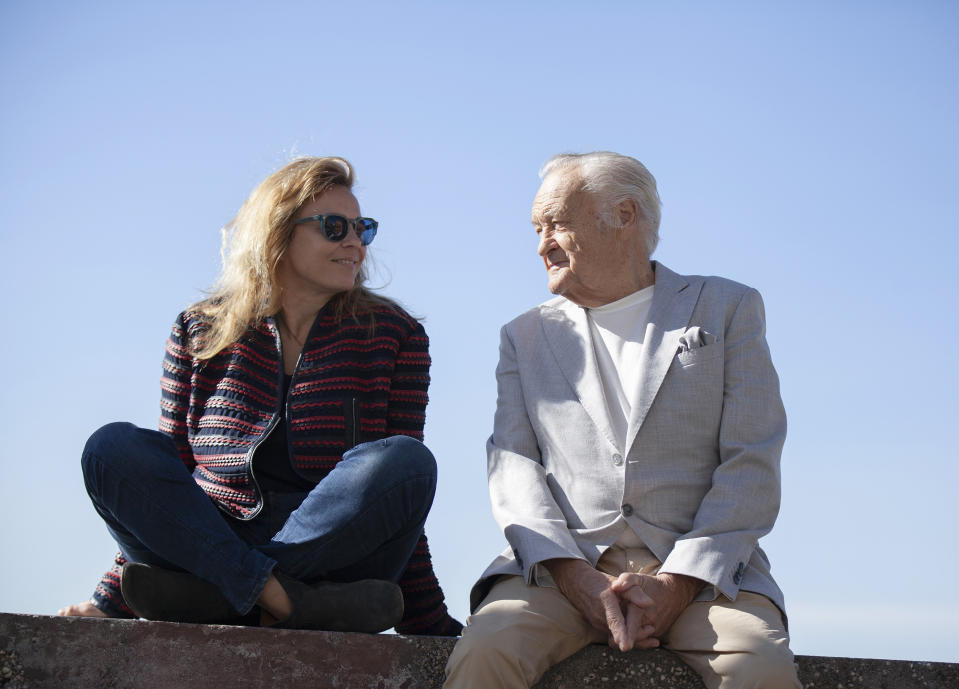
[660,343,724,433]
[676,341,723,368]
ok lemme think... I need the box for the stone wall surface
[2,613,957,689]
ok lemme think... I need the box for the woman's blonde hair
[191,156,393,359]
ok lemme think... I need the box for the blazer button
[733,562,745,585]
[612,453,624,466]
[621,503,634,517]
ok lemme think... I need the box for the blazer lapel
[624,263,703,455]
[541,299,620,451]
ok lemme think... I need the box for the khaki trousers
[444,548,801,689]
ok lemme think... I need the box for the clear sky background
[1,0,956,664]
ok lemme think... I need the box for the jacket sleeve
[91,552,135,617]
[487,323,585,581]
[384,319,430,441]
[158,311,197,470]
[386,319,461,635]
[396,533,463,636]
[91,314,198,616]
[658,288,787,600]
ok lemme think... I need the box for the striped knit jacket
[93,300,461,635]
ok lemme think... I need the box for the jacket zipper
[242,415,278,521]
[351,397,358,448]
[239,319,290,521]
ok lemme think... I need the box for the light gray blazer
[472,262,787,614]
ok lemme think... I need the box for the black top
[253,374,316,493]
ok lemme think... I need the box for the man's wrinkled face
[532,172,627,307]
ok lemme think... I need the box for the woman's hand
[58,601,108,617]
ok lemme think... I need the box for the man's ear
[614,198,639,228]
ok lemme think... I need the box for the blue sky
[1,1,956,663]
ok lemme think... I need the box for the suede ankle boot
[121,563,238,624]
[271,571,403,633]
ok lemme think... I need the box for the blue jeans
[82,422,437,615]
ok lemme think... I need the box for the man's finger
[602,592,630,651]
[610,572,639,590]
[636,634,661,650]
[610,573,656,608]
[624,604,645,649]
[619,585,656,608]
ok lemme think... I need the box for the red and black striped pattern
[158,303,431,517]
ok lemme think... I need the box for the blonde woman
[59,157,462,635]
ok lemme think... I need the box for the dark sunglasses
[293,214,378,246]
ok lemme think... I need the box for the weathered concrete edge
[2,613,958,689]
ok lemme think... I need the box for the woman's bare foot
[58,601,107,617]
[257,573,292,626]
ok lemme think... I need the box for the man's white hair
[539,151,662,255]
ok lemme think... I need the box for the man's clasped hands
[545,558,704,652]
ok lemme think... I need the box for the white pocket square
[677,326,717,352]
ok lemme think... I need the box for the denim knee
[348,435,437,485]
[81,421,139,477]
[379,435,437,482]
[340,435,438,517]
[82,421,184,490]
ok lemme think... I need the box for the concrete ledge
[2,613,957,688]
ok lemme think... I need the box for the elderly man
[444,152,800,689]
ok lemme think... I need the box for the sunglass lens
[357,218,377,246]
[322,215,350,242]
